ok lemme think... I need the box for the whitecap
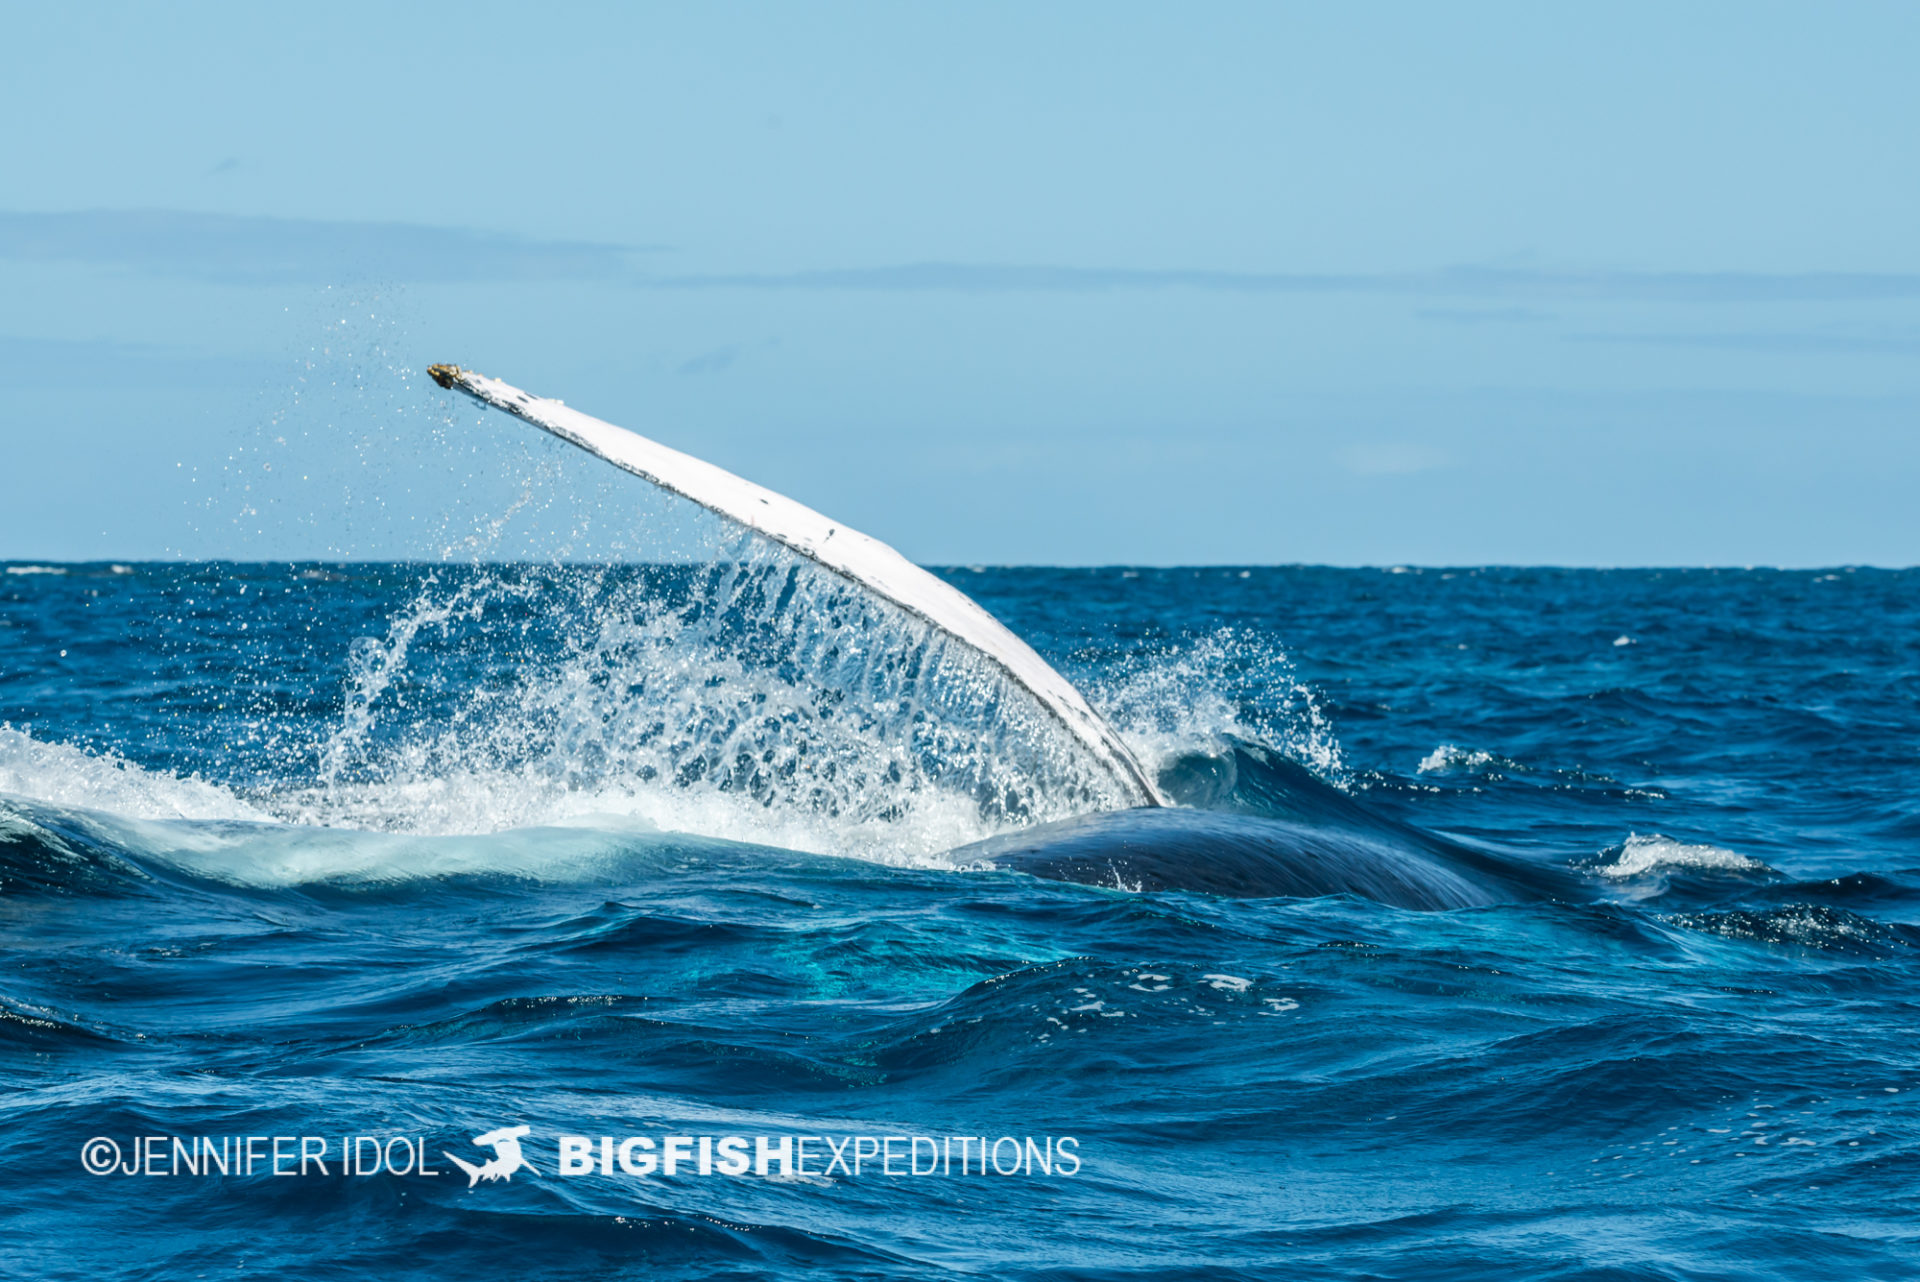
[1595,833,1770,879]
[1418,744,1495,774]
[0,726,266,823]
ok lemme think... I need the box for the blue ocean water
[3,560,1917,1279]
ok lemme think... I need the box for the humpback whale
[427,364,1163,807]
[425,366,1527,907]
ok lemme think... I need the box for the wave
[0,734,1537,906]
[1666,904,1917,956]
[1417,743,1498,774]
[0,726,267,824]
[0,995,121,1050]
[1590,833,1774,880]
[0,791,797,891]
[0,801,158,896]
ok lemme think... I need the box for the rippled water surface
[3,563,1917,1280]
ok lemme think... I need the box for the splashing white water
[1418,744,1498,774]
[0,726,266,824]
[1091,627,1347,787]
[1595,833,1771,879]
[297,606,1355,853]
[263,544,1138,860]
[0,604,1351,873]
[0,596,1351,877]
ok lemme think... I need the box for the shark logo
[444,1125,538,1187]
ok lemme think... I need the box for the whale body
[958,807,1503,909]
[954,743,1568,907]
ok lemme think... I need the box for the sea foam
[1595,833,1772,879]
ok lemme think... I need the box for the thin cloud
[647,262,1920,303]
[1417,306,1555,325]
[5,212,1914,304]
[0,209,658,285]
[650,263,1375,293]
[1436,267,1920,303]
[1566,329,1920,354]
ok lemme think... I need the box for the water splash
[268,541,1134,858]
[205,292,711,565]
[5,571,1354,866]
[1417,744,1498,774]
[1591,833,1773,879]
[0,725,265,824]
[1089,627,1348,786]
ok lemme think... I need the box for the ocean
[3,559,1916,1279]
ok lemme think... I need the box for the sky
[2,2,1916,566]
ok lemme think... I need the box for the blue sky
[3,2,1916,565]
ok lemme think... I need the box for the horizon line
[4,558,1913,573]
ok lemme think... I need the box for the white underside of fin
[429,365,1165,807]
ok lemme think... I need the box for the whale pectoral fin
[427,363,1164,806]
[445,1152,484,1187]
